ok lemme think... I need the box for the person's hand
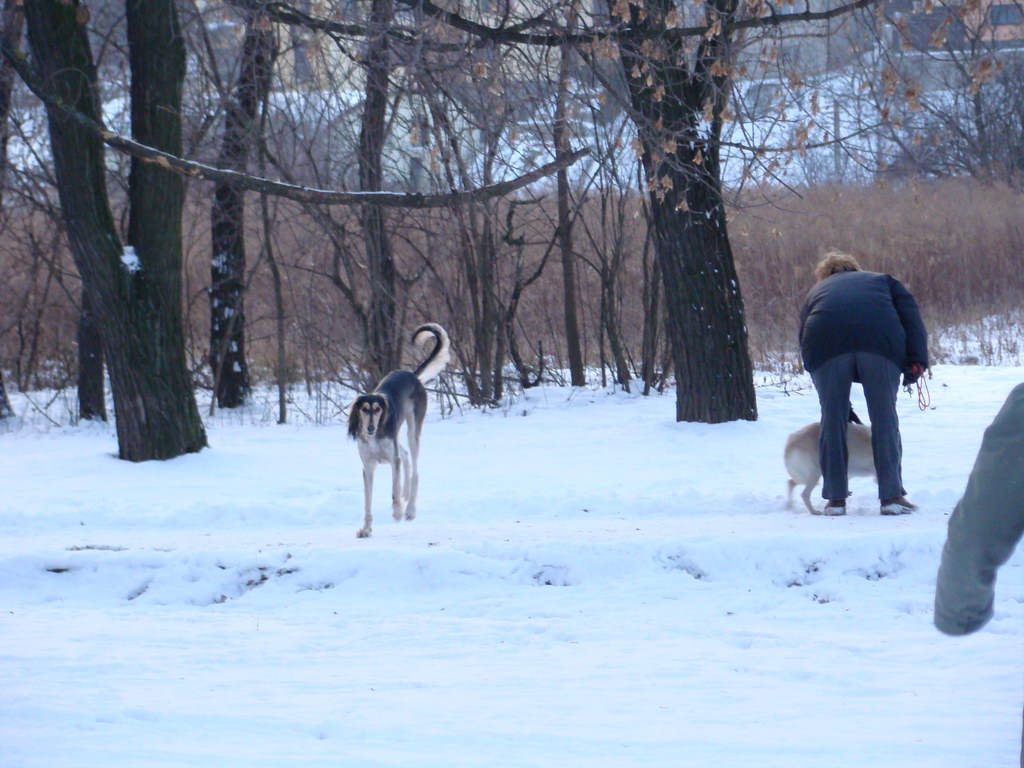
[903,362,925,387]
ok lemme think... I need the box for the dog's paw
[404,505,416,521]
[356,527,372,538]
[392,502,405,521]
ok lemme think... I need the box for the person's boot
[880,496,917,515]
[814,499,847,516]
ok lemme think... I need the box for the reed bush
[732,178,1024,370]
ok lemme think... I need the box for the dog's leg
[358,462,375,538]
[394,444,412,520]
[404,421,421,521]
[786,478,797,510]
[801,479,818,515]
[391,448,406,521]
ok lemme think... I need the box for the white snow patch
[1,365,1021,767]
[120,246,141,274]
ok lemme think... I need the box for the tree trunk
[0,0,21,195]
[504,212,551,391]
[640,229,660,396]
[601,267,632,390]
[359,0,399,380]
[6,0,104,419]
[0,370,11,418]
[619,0,757,422]
[76,289,106,421]
[491,301,507,402]
[649,195,756,421]
[24,0,206,460]
[555,1,585,387]
[261,186,288,424]
[476,211,500,403]
[0,0,21,188]
[0,0,22,420]
[209,12,275,409]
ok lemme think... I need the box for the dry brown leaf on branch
[881,65,900,97]
[929,24,948,48]
[905,84,922,111]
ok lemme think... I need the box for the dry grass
[1,177,1021,397]
[731,178,1024,370]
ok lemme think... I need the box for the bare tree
[359,0,403,380]
[575,106,642,391]
[220,0,595,402]
[209,9,277,409]
[257,92,289,424]
[385,0,880,422]
[22,0,206,460]
[422,100,509,405]
[609,0,757,422]
[0,0,22,419]
[555,0,586,387]
[869,0,1024,184]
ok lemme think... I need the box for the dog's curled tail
[412,323,451,384]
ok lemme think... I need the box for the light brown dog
[784,421,875,513]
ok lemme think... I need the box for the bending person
[798,250,928,515]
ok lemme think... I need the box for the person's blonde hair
[815,250,862,281]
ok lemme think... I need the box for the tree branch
[1,38,589,208]
[231,0,879,48]
[227,0,375,41]
[390,0,879,46]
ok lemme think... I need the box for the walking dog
[784,414,875,514]
[347,324,450,538]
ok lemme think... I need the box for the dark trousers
[810,352,906,501]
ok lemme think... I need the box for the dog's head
[347,394,388,440]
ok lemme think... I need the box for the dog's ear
[347,397,364,439]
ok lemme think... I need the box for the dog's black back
[376,370,427,440]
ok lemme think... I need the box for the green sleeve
[934,383,1024,635]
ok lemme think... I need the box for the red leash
[904,365,931,410]
[915,375,931,410]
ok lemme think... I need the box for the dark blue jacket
[799,270,928,374]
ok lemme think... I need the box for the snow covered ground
[2,365,1022,768]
